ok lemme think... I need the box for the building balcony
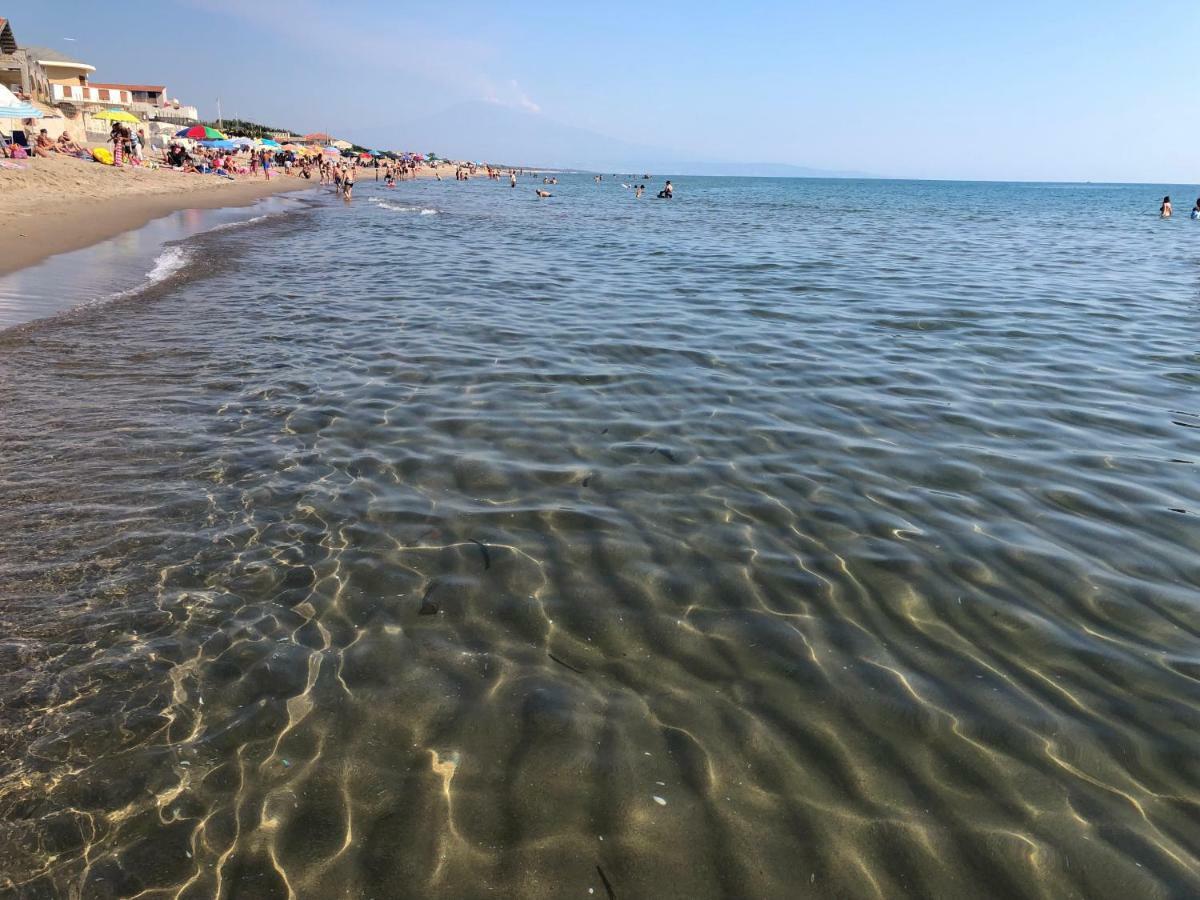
[51,83,131,106]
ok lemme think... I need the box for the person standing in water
[1191,198,1200,219]
[1160,195,1172,217]
[344,164,356,199]
[510,171,517,188]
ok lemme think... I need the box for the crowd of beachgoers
[0,116,460,187]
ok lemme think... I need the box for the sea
[1,175,1198,898]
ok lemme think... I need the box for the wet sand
[1,156,318,276]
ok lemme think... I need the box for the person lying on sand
[55,134,84,155]
[535,189,552,198]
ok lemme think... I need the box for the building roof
[25,45,96,71]
[0,19,16,54]
[90,82,165,93]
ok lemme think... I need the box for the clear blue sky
[12,0,1200,181]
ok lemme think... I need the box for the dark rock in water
[418,582,440,616]
[656,447,679,463]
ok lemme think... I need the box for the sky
[11,0,1200,182]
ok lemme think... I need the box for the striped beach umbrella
[0,84,41,119]
[175,125,226,140]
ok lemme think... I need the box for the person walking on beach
[261,149,272,180]
[1160,195,1172,217]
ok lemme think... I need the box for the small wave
[368,198,438,215]
[207,212,274,233]
[145,246,193,285]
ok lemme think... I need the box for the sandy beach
[0,156,471,276]
[0,156,322,276]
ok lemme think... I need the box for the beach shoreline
[2,158,320,276]
[1,157,467,277]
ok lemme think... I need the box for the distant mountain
[397,102,875,178]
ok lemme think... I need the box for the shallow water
[1,175,1199,898]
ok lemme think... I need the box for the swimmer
[635,185,644,198]
[1161,195,1172,217]
[657,180,674,199]
[535,189,552,198]
[1192,198,1200,219]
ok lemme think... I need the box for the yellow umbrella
[91,108,141,123]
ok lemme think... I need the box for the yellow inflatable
[92,147,114,166]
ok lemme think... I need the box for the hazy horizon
[13,0,1200,183]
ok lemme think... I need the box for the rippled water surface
[2,176,1199,898]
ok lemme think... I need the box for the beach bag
[92,147,114,165]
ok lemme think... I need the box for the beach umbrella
[258,138,282,148]
[321,146,340,156]
[0,84,42,119]
[200,139,238,150]
[176,125,226,140]
[91,108,141,123]
[368,149,382,157]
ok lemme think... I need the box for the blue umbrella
[258,138,282,148]
[368,149,381,157]
[200,139,238,150]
